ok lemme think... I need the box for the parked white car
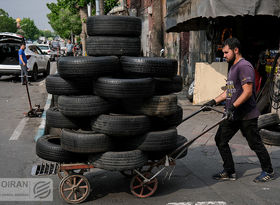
[0,32,50,81]
[36,44,56,61]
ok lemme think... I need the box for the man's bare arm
[232,83,253,107]
[214,91,227,104]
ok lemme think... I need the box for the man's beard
[228,53,236,64]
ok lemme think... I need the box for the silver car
[0,32,50,81]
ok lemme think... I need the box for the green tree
[18,18,39,40]
[39,30,55,38]
[104,0,118,14]
[47,0,95,55]
[47,0,117,55]
[0,9,17,33]
[49,8,81,39]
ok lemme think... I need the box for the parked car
[0,32,50,81]
[37,44,56,61]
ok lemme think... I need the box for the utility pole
[100,0,104,15]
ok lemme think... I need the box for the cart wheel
[58,170,69,180]
[58,169,84,180]
[130,172,158,198]
[59,174,90,204]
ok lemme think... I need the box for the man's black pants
[215,118,273,174]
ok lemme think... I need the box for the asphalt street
[0,62,279,205]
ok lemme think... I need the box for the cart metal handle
[181,106,224,124]
[154,106,226,167]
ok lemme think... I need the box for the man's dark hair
[222,37,242,54]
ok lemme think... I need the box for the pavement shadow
[66,144,280,202]
[0,74,46,83]
[153,144,280,197]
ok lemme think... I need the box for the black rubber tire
[36,135,86,163]
[86,36,141,57]
[91,114,151,137]
[260,129,280,146]
[149,106,183,129]
[46,107,90,129]
[258,113,280,129]
[265,124,280,132]
[57,56,120,79]
[120,56,178,77]
[113,129,178,152]
[46,74,93,95]
[123,94,178,117]
[58,95,113,117]
[154,76,183,95]
[146,135,188,160]
[87,16,141,37]
[61,129,113,153]
[94,77,154,99]
[89,150,148,171]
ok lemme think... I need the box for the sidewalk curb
[34,94,52,142]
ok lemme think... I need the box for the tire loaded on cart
[33,15,226,204]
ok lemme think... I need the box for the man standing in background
[18,43,29,85]
[66,39,74,56]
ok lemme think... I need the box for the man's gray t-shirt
[226,59,260,120]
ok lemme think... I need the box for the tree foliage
[18,18,40,40]
[0,8,17,33]
[48,8,81,39]
[39,30,56,38]
[47,0,119,35]
[104,0,118,14]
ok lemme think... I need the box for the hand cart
[31,106,226,204]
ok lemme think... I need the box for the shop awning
[166,0,280,32]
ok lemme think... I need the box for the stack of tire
[36,15,188,172]
[258,113,280,146]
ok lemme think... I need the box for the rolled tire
[114,129,178,152]
[91,114,151,137]
[94,77,154,99]
[86,36,141,57]
[87,16,141,37]
[260,129,280,146]
[46,107,90,129]
[258,113,280,129]
[120,56,178,77]
[146,135,188,160]
[61,129,113,153]
[88,150,148,171]
[154,76,183,95]
[58,95,113,117]
[124,94,178,117]
[46,74,93,95]
[36,135,85,163]
[149,105,183,129]
[57,56,120,79]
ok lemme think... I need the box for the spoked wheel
[58,169,84,180]
[59,174,90,204]
[130,172,158,198]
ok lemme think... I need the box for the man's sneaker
[212,170,236,181]
[254,171,274,183]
